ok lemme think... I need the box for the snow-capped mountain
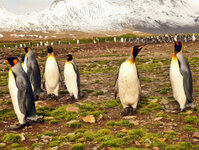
[0,0,199,33]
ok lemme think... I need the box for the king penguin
[64,54,81,101]
[23,47,42,100]
[115,45,145,116]
[3,57,42,130]
[43,46,61,98]
[170,42,195,111]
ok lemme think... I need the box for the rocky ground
[0,41,199,150]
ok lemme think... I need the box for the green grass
[66,121,83,128]
[183,124,197,131]
[184,115,199,124]
[107,120,134,127]
[44,131,56,136]
[3,133,21,143]
[72,143,85,150]
[93,91,104,96]
[155,112,170,119]
[103,99,120,108]
[0,108,16,122]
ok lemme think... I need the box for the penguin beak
[175,42,179,45]
[3,59,8,63]
[138,45,145,50]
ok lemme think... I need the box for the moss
[107,120,134,127]
[71,143,85,150]
[93,91,104,96]
[3,133,21,143]
[66,122,83,128]
[128,128,146,140]
[49,120,60,125]
[104,99,120,108]
[95,129,112,137]
[101,138,124,148]
[184,115,198,123]
[10,143,20,148]
[183,124,196,131]
[31,142,43,149]
[166,131,177,142]
[140,77,152,82]
[44,131,56,136]
[36,106,54,116]
[1,100,12,105]
[49,140,61,147]
[94,80,102,84]
[155,113,170,119]
[82,89,94,94]
[178,142,193,149]
[74,129,87,134]
[156,87,171,94]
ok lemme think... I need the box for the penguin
[18,56,25,70]
[170,42,195,111]
[3,57,42,130]
[43,46,61,98]
[64,54,81,101]
[23,47,42,100]
[114,45,145,116]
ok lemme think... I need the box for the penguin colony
[2,42,196,130]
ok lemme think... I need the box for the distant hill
[0,0,199,33]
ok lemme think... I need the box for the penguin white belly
[23,56,28,73]
[64,62,78,98]
[118,61,140,109]
[45,57,59,94]
[8,70,25,124]
[170,59,186,110]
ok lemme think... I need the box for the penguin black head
[22,47,31,53]
[132,45,145,58]
[66,54,73,61]
[174,42,182,53]
[47,46,53,53]
[3,57,19,66]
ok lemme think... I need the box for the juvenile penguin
[170,42,195,111]
[3,57,42,130]
[23,47,42,100]
[43,46,61,98]
[115,45,145,116]
[64,54,81,101]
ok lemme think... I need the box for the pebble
[66,120,79,124]
[92,147,98,150]
[193,132,199,139]
[154,117,163,121]
[66,105,79,113]
[31,138,39,142]
[122,116,136,120]
[50,146,59,150]
[129,120,139,126]
[18,133,26,141]
[82,115,96,123]
[160,99,168,105]
[135,140,141,146]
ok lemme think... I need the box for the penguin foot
[8,122,29,130]
[129,107,136,116]
[34,95,39,101]
[50,94,57,100]
[121,107,131,116]
[27,115,44,123]
[47,94,52,99]
[65,96,77,103]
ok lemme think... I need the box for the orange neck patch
[13,59,18,65]
[128,58,135,63]
[172,53,177,60]
[48,53,54,58]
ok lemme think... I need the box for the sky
[0,0,54,15]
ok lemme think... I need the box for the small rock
[186,110,192,115]
[31,138,39,142]
[120,129,128,132]
[44,116,54,120]
[122,116,136,120]
[66,105,79,113]
[173,123,178,127]
[151,99,158,103]
[165,105,169,109]
[82,115,95,123]
[193,139,199,142]
[154,117,163,121]
[0,143,6,146]
[92,147,98,150]
[67,120,79,124]
[18,133,26,141]
[135,140,141,146]
[97,114,103,121]
[50,146,59,150]
[160,99,168,105]
[193,132,199,139]
[68,133,75,136]
[102,89,108,93]
[153,147,160,150]
[129,120,139,126]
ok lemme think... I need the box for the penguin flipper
[42,65,46,89]
[71,60,81,95]
[15,78,27,115]
[114,67,120,99]
[178,59,193,103]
